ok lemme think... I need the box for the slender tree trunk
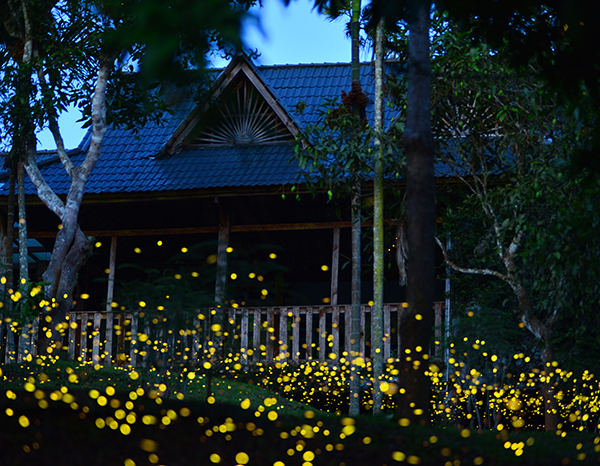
[397,0,435,425]
[348,0,363,417]
[372,16,385,414]
[17,158,30,362]
[5,168,15,297]
[4,168,16,362]
[17,160,28,285]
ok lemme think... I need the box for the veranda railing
[0,303,445,367]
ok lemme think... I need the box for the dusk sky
[37,0,358,150]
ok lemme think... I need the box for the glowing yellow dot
[0,277,5,284]
[368,300,374,306]
[80,294,90,300]
[231,273,237,280]
[18,415,30,428]
[140,439,158,452]
[392,451,406,461]
[134,248,141,253]
[226,247,233,253]
[157,240,163,246]
[181,247,188,253]
[174,274,182,280]
[235,452,250,464]
[322,297,330,303]
[269,253,277,259]
[241,399,251,409]
[95,242,102,248]
[261,289,268,296]
[120,424,131,435]
[192,272,199,277]
[321,265,329,271]
[139,301,146,308]
[268,411,278,421]
[124,459,136,466]
[249,273,256,278]
[303,451,315,461]
[415,314,422,321]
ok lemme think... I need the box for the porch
[2,302,446,367]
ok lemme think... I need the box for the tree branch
[435,236,511,283]
[24,151,65,218]
[36,68,75,178]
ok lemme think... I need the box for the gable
[189,73,295,146]
[160,54,299,156]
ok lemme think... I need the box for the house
[0,54,447,365]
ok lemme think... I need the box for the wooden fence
[0,302,445,366]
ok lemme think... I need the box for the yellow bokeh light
[321,264,329,271]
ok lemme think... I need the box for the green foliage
[294,95,402,199]
[430,19,600,371]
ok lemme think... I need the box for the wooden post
[105,236,117,364]
[332,306,340,360]
[344,304,351,358]
[92,312,102,365]
[318,307,326,362]
[434,302,443,358]
[330,227,340,305]
[79,313,88,362]
[360,305,366,357]
[130,313,138,367]
[279,308,288,362]
[252,309,261,362]
[384,305,391,360]
[266,308,275,362]
[68,313,76,360]
[305,307,313,360]
[292,307,300,362]
[214,199,230,359]
[240,308,249,365]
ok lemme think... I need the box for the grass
[1,359,600,465]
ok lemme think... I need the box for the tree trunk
[397,0,435,425]
[514,283,559,431]
[4,168,16,362]
[348,0,363,417]
[37,226,91,353]
[372,15,385,414]
[17,158,31,362]
[17,160,28,285]
[5,167,15,298]
[27,59,110,354]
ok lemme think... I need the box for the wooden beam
[330,227,340,306]
[105,237,117,312]
[214,199,230,307]
[26,220,400,239]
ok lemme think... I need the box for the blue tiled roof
[3,57,404,196]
